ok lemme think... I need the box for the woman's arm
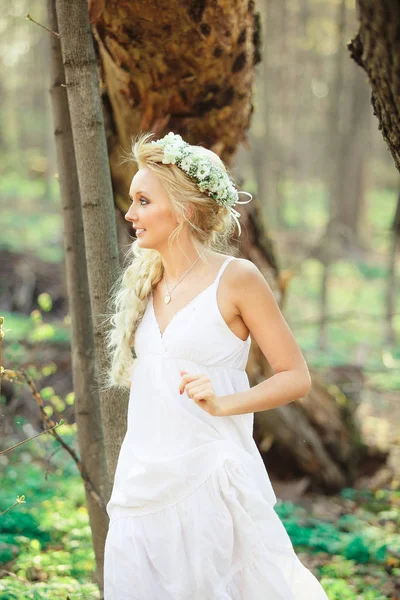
[217,259,311,417]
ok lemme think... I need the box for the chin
[136,237,155,250]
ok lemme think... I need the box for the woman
[103,131,328,599]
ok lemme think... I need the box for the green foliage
[1,312,70,345]
[37,293,53,313]
[1,311,70,372]
[320,577,357,600]
[274,492,400,599]
[1,429,399,598]
[0,166,62,263]
[0,427,99,598]
[0,210,63,263]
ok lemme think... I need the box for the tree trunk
[55,0,128,487]
[48,0,109,590]
[337,66,371,240]
[385,192,400,345]
[252,0,285,230]
[350,0,400,172]
[326,0,347,227]
[90,0,262,208]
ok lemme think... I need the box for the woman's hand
[179,370,221,416]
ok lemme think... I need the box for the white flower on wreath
[208,175,220,193]
[216,179,228,195]
[163,132,183,147]
[162,144,182,164]
[196,161,211,180]
[198,180,209,192]
[179,156,192,172]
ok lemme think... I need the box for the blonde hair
[101,131,239,391]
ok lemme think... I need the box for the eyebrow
[129,190,153,199]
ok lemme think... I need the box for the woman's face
[125,167,179,250]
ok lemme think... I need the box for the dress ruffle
[104,457,327,599]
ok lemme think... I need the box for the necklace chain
[163,256,201,304]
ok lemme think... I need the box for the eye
[129,196,149,206]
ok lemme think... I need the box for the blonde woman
[103,132,328,599]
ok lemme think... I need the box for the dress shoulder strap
[214,256,236,287]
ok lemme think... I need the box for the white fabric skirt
[104,458,328,599]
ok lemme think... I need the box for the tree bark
[90,0,261,212]
[48,0,109,590]
[55,0,128,487]
[350,0,400,172]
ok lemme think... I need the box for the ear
[177,207,193,224]
[184,206,193,220]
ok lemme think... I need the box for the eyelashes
[129,196,149,206]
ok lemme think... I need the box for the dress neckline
[151,256,233,339]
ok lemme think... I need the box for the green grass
[0,426,99,599]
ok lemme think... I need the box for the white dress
[104,256,328,599]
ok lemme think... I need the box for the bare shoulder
[221,257,278,320]
[224,257,267,294]
[228,257,262,277]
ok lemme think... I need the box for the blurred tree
[385,192,400,346]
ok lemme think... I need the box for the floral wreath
[151,132,252,235]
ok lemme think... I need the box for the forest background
[0,0,399,599]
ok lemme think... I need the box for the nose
[125,204,137,223]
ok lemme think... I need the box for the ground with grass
[0,425,399,599]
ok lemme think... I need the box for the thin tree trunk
[319,262,330,351]
[337,67,371,239]
[259,0,281,229]
[326,0,347,225]
[318,0,346,349]
[385,192,400,345]
[55,0,128,484]
[48,0,109,591]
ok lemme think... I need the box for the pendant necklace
[163,255,201,304]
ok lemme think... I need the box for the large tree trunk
[48,0,109,590]
[55,0,128,485]
[90,0,262,209]
[84,0,379,492]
